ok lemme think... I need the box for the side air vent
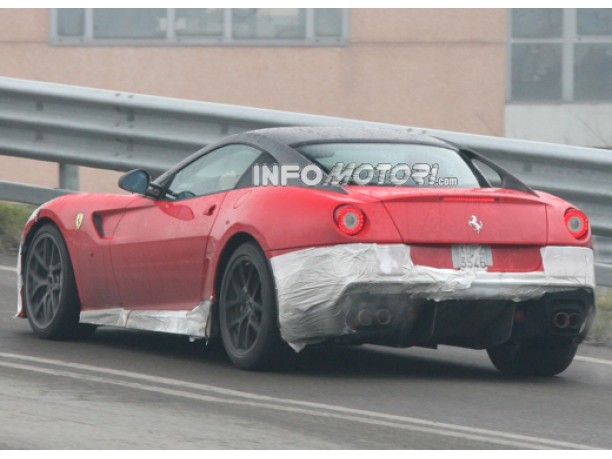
[93,213,105,238]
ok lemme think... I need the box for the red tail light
[442,197,496,203]
[564,208,589,239]
[334,206,365,236]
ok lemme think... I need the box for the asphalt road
[0,254,611,449]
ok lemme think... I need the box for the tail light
[442,197,496,203]
[564,208,589,239]
[334,206,365,236]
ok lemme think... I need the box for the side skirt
[79,300,212,338]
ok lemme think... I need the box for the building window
[57,8,85,37]
[50,8,348,46]
[509,8,612,102]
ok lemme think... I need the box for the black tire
[487,340,578,377]
[23,224,92,340]
[219,242,286,370]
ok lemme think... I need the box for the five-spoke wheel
[219,242,284,370]
[24,224,90,339]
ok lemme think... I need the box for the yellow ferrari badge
[75,212,84,230]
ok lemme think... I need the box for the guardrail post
[59,164,79,191]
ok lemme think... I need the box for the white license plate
[452,245,493,270]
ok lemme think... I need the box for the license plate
[452,244,492,270]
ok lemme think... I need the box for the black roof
[249,126,457,150]
[156,126,460,187]
[154,125,536,197]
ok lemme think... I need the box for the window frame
[49,8,349,47]
[508,8,612,103]
[161,143,265,201]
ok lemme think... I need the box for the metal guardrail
[0,181,72,205]
[1,76,611,284]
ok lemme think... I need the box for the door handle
[203,204,217,216]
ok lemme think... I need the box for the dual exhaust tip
[356,308,393,327]
[552,311,582,330]
[356,308,583,331]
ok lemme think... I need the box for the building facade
[0,8,610,193]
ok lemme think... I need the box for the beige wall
[0,8,507,193]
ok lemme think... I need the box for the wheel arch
[19,217,80,319]
[209,231,278,338]
[22,217,57,253]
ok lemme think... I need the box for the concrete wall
[0,8,508,193]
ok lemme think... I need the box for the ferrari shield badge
[75,212,85,230]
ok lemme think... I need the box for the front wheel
[487,340,578,377]
[23,224,90,340]
[219,242,285,370]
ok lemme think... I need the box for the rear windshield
[297,143,481,188]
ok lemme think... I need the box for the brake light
[334,206,365,236]
[564,208,589,239]
[442,197,496,203]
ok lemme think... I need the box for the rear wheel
[24,224,92,340]
[487,340,578,377]
[219,242,285,370]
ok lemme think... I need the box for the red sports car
[17,127,596,375]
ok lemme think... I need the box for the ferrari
[17,127,596,375]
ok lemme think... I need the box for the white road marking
[0,259,610,446]
[575,355,612,366]
[0,352,600,450]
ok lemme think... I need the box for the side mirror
[118,169,151,195]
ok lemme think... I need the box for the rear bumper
[269,244,595,351]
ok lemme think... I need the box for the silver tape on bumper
[270,244,595,351]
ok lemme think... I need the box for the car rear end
[269,135,595,375]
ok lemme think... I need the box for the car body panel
[355,187,548,245]
[109,193,226,311]
[18,193,137,314]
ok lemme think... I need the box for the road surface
[0,254,610,449]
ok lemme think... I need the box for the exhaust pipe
[376,309,392,326]
[552,312,570,329]
[357,309,374,327]
[568,313,582,329]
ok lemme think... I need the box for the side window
[167,144,262,200]
[235,151,278,189]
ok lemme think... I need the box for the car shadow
[88,328,229,363]
[8,326,575,384]
[289,344,551,383]
[76,328,570,384]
